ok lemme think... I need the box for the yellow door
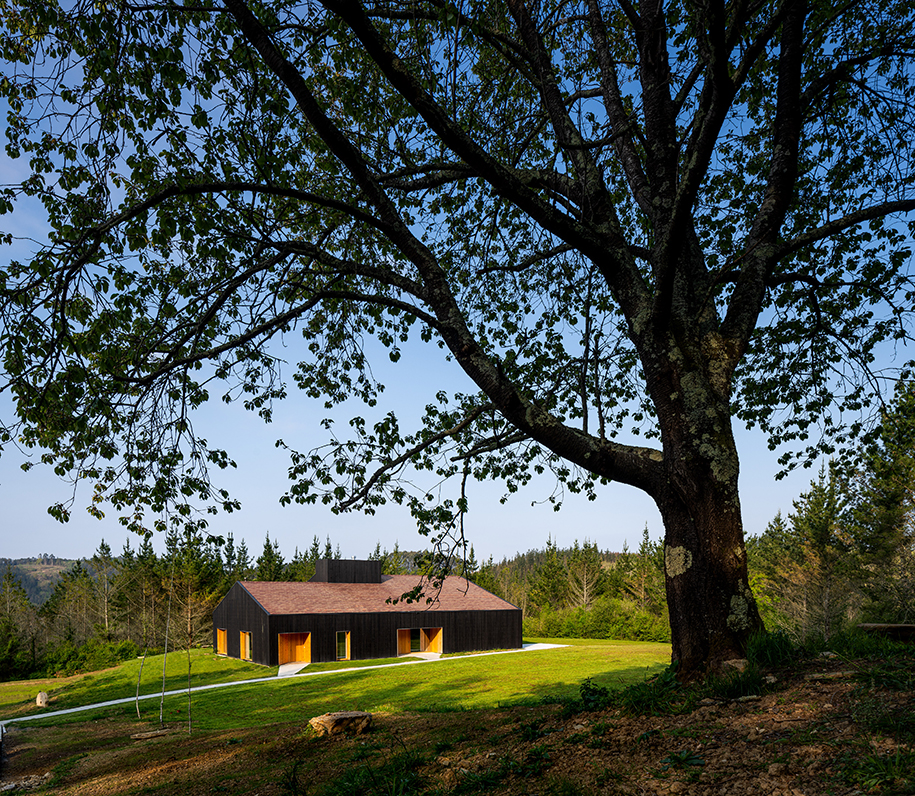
[423,628,443,653]
[216,628,227,655]
[278,633,311,664]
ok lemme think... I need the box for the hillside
[0,557,76,605]
[1,637,912,796]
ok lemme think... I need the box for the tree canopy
[1,0,914,677]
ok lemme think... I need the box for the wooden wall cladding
[213,581,522,667]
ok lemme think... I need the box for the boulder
[308,711,372,736]
[35,692,49,707]
[721,658,748,673]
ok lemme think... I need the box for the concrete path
[1,643,566,730]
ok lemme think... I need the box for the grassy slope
[1,639,670,731]
[0,649,269,718]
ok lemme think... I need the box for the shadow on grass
[165,649,669,730]
[12,641,671,731]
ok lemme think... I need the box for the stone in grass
[309,711,373,737]
[1,773,52,792]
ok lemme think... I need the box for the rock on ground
[308,711,373,736]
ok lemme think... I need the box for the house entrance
[397,627,443,655]
[278,632,311,664]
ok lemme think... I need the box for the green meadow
[0,639,670,731]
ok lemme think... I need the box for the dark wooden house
[212,559,522,666]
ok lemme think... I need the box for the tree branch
[773,199,915,260]
[586,0,650,213]
[337,405,491,510]
[720,0,808,356]
[505,0,609,212]
[476,243,575,275]
[316,0,626,262]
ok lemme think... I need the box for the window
[240,631,253,661]
[336,630,350,661]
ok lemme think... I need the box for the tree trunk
[657,483,762,677]
[646,344,764,678]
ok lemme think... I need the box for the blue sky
[0,331,828,564]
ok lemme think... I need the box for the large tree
[1,0,914,677]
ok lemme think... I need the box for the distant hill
[0,555,77,605]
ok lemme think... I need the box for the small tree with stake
[1,0,914,678]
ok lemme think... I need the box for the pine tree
[567,540,605,609]
[134,536,163,648]
[619,527,666,612]
[846,381,915,621]
[173,527,224,650]
[235,539,252,580]
[255,533,285,581]
[113,539,137,643]
[756,466,855,642]
[528,538,569,611]
[222,533,237,583]
[40,561,96,648]
[457,545,479,579]
[792,465,853,641]
[308,536,322,564]
[0,565,37,679]
[746,511,794,629]
[221,532,251,589]
[284,548,316,582]
[472,556,500,595]
[90,540,118,639]
[382,542,410,575]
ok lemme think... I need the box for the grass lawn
[0,649,269,719]
[2,639,670,732]
[299,655,423,673]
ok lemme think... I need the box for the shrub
[826,628,913,660]
[699,666,767,701]
[44,638,140,677]
[746,629,799,668]
[522,597,671,643]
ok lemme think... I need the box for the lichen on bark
[665,545,693,577]
[727,584,756,632]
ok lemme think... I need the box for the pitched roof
[238,576,518,615]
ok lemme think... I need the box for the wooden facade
[212,561,522,667]
[313,559,383,583]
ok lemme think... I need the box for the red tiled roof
[239,576,518,615]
